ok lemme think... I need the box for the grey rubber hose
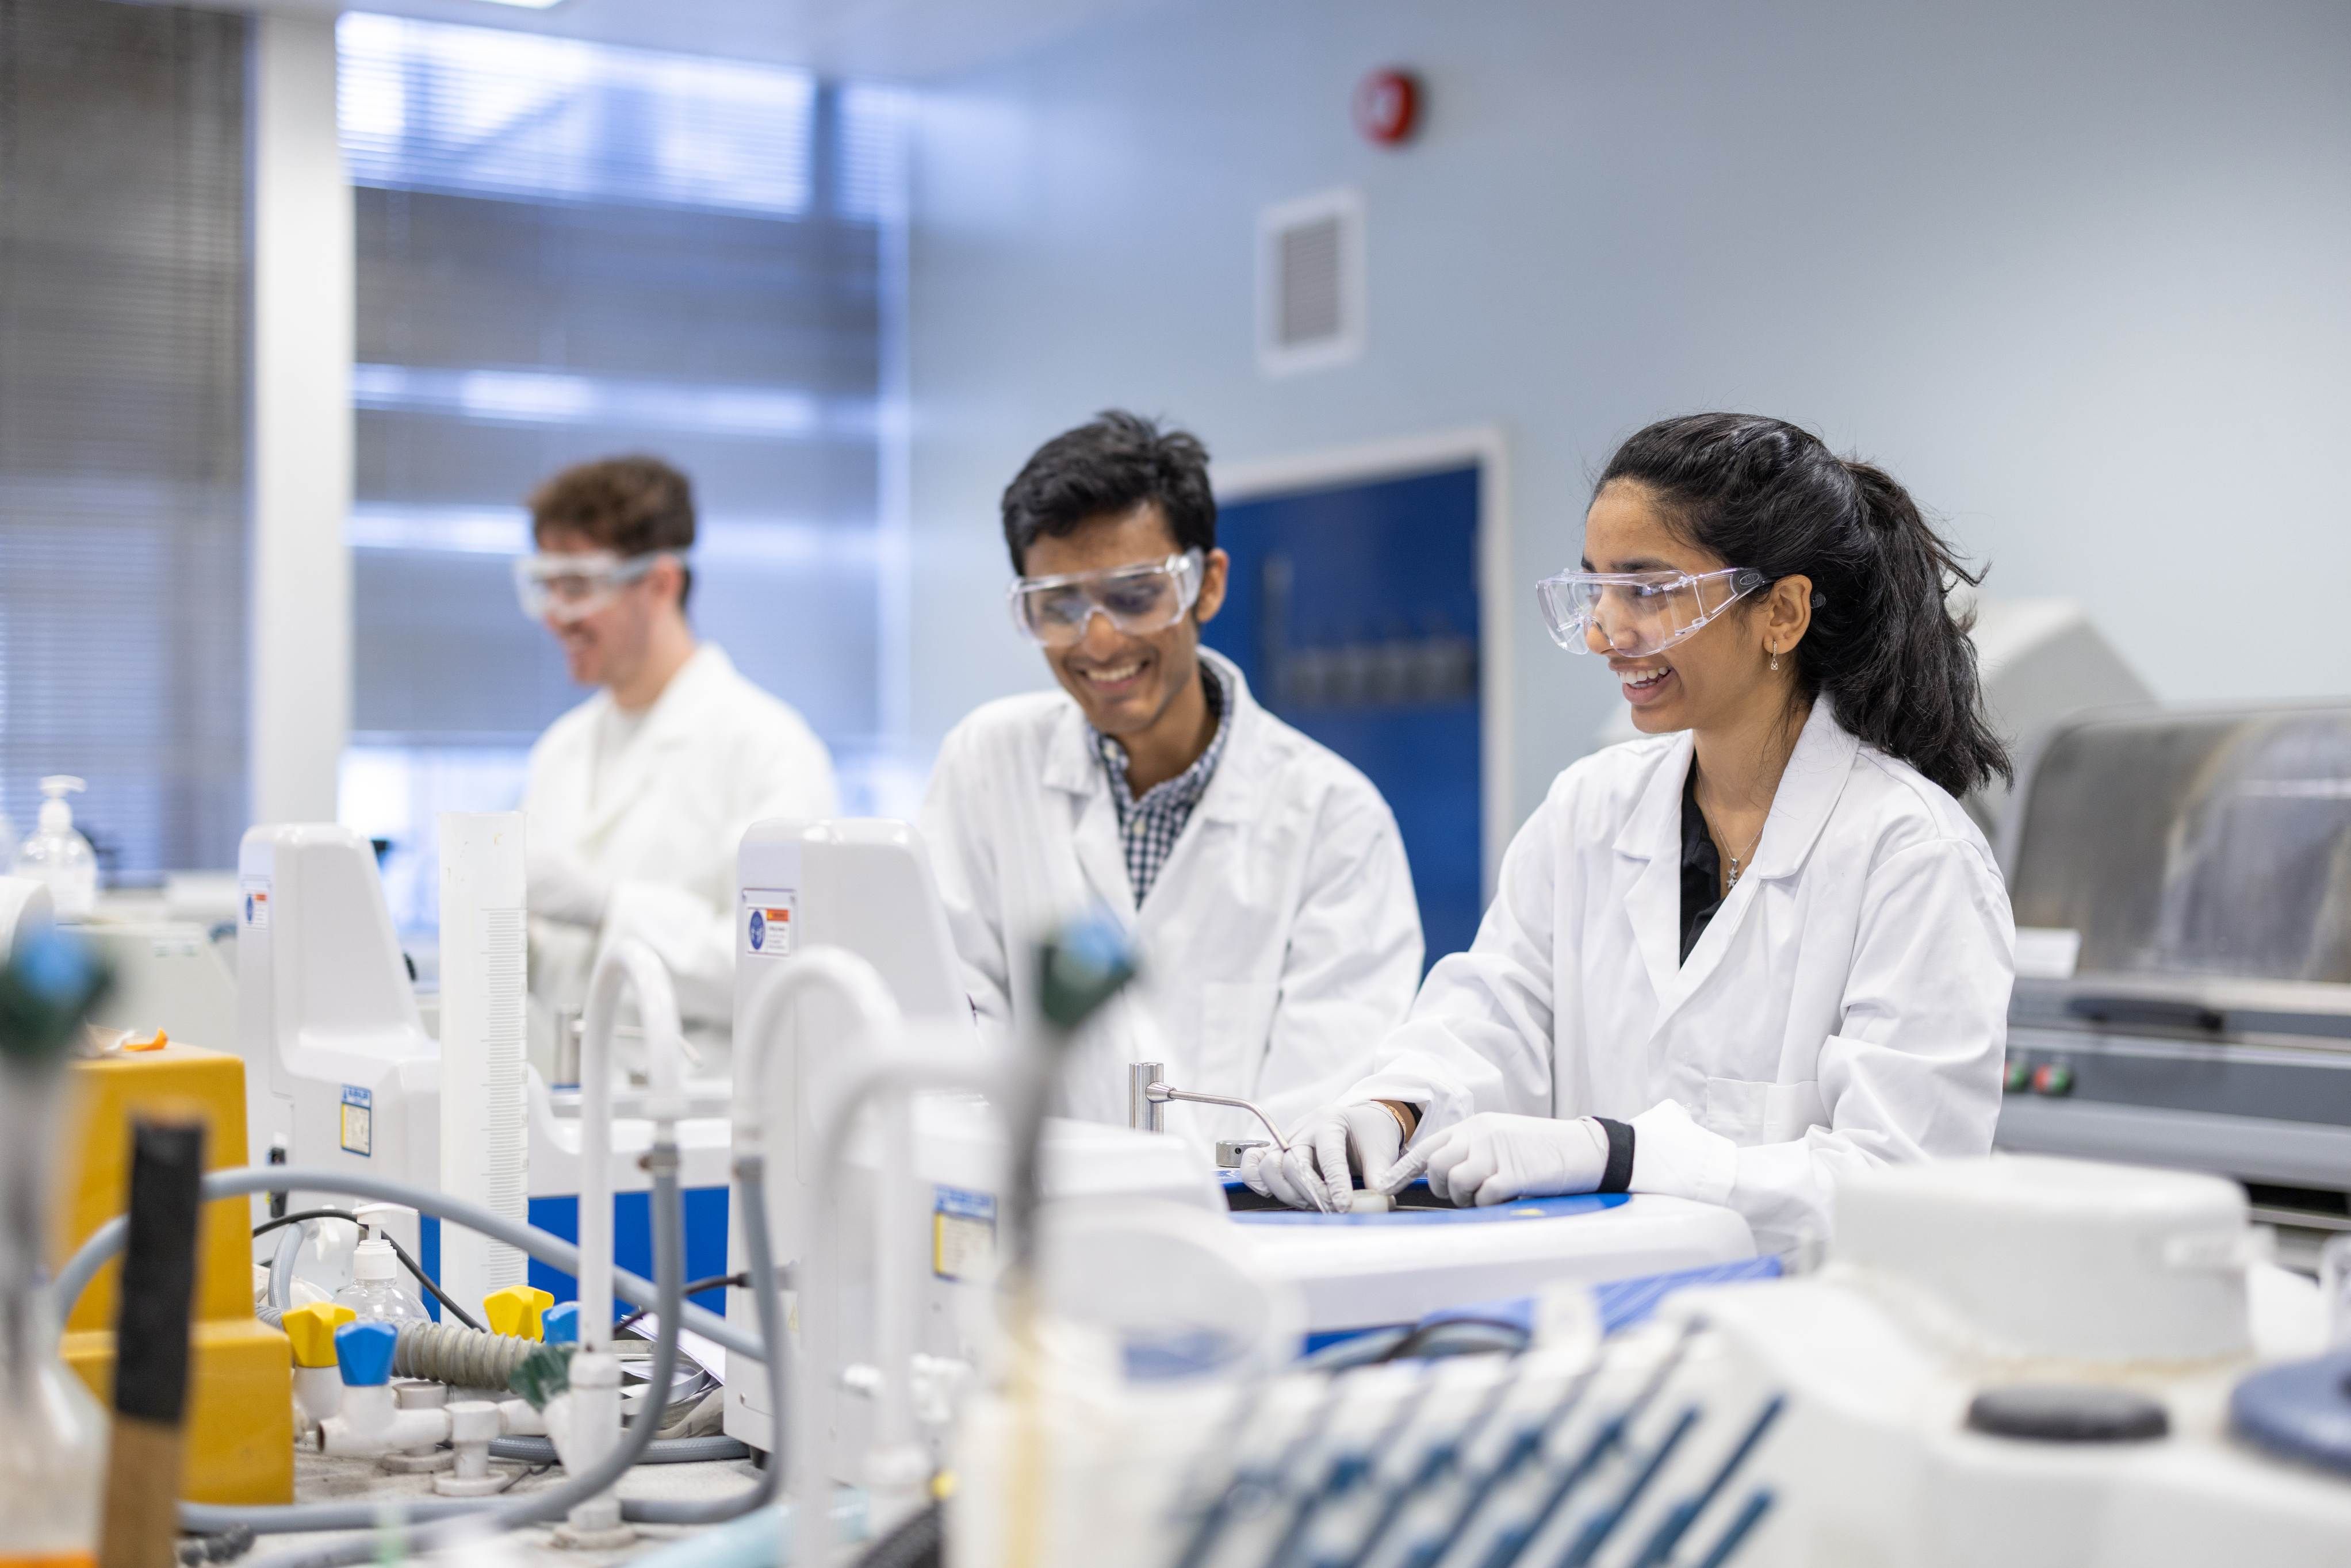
[392,1319,539,1388]
[489,1435,752,1466]
[238,1159,688,1568]
[621,1154,788,1525]
[52,1163,761,1367]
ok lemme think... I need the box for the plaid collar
[1095,660,1230,818]
[1093,660,1232,902]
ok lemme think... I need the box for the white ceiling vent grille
[1258,187,1365,377]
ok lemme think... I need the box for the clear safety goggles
[1006,550,1205,648]
[512,550,665,624]
[1536,565,1767,657]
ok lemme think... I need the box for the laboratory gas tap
[1127,1060,1290,1166]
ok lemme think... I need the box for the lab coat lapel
[1040,699,1138,925]
[575,645,718,844]
[1142,653,1262,922]
[1658,701,1861,1013]
[1611,735,1694,1009]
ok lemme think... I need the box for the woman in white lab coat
[1245,413,2016,1253]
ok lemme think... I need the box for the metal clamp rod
[1129,1060,1166,1134]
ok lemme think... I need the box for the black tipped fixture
[97,1117,208,1568]
[1965,1384,2170,1443]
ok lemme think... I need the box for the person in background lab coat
[921,411,1424,1144]
[519,455,837,1057]
[1246,413,2016,1253]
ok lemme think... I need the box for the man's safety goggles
[1536,565,1767,657]
[512,550,665,624]
[1006,550,1205,648]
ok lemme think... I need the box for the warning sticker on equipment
[242,877,271,929]
[741,889,798,957]
[932,1185,996,1281]
[340,1085,373,1157]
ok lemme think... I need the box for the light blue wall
[904,0,2351,834]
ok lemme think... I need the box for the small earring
[1768,646,1780,672]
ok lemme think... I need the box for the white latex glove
[1379,1112,1609,1208]
[527,846,611,929]
[1239,1101,1408,1213]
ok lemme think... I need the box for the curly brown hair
[529,455,696,607]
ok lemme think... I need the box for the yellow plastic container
[51,1044,293,1505]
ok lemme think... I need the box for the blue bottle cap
[542,1303,581,1345]
[335,1319,399,1386]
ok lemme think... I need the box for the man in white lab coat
[518,456,837,1057]
[921,412,1425,1146]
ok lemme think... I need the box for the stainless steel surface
[1998,704,2351,1210]
[1214,1139,1269,1169]
[1128,1060,1165,1133]
[1993,1097,2351,1190]
[2012,704,2351,984]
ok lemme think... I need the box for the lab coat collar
[1037,649,1258,924]
[1740,698,1859,884]
[1608,699,1856,877]
[1611,700,1860,1011]
[1038,648,1259,810]
[575,643,740,839]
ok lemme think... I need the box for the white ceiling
[223,0,1170,79]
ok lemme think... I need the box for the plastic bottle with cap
[13,777,97,920]
[332,1207,429,1326]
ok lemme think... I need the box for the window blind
[0,0,249,877]
[336,14,906,927]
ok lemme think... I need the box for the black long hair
[1596,413,2011,798]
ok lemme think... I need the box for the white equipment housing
[238,825,441,1255]
[949,1155,2350,1568]
[81,918,238,1055]
[236,823,731,1279]
[1223,1194,1752,1336]
[724,818,1756,1477]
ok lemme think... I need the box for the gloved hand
[1378,1113,1609,1207]
[1239,1100,1411,1213]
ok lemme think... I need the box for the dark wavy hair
[1001,410,1215,573]
[1597,413,2010,798]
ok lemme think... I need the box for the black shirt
[1679,765,1726,964]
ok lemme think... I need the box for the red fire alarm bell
[1354,68,1420,147]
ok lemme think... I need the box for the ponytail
[1595,413,2011,798]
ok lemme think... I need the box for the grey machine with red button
[1994,702,2351,1262]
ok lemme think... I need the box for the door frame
[1211,427,1512,895]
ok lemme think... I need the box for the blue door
[1207,465,1484,968]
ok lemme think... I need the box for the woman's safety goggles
[512,550,665,624]
[1536,565,1767,657]
[1006,550,1205,648]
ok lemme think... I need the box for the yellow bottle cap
[483,1283,557,1340]
[282,1301,357,1368]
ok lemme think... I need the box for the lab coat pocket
[1197,980,1281,1099]
[1702,1077,1827,1145]
[1701,1077,1770,1142]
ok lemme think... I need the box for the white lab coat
[1350,700,2013,1252]
[523,643,838,1044]
[920,651,1425,1144]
